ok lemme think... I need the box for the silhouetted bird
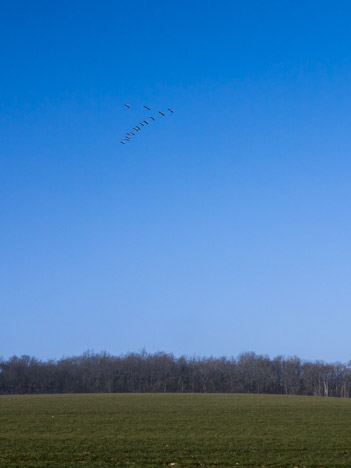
[121,105,174,145]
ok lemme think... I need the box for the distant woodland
[1,351,351,397]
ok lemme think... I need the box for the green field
[1,393,351,467]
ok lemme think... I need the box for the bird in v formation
[121,105,174,144]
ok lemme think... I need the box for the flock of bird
[121,104,174,144]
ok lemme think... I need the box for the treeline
[0,351,351,397]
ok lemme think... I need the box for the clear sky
[1,0,351,362]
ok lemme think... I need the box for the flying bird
[120,104,174,146]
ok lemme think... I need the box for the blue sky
[1,1,351,361]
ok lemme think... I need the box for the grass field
[1,393,351,467]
